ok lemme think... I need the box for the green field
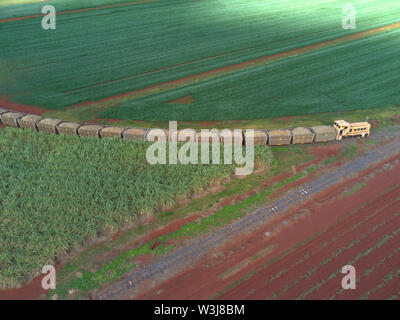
[0,0,399,123]
[0,127,272,288]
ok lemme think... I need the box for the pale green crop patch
[0,127,272,288]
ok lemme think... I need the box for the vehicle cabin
[334,120,371,140]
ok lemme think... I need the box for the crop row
[1,0,399,121]
[0,123,272,288]
[0,107,340,146]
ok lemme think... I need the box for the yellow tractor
[334,120,371,141]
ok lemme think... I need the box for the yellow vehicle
[334,120,371,140]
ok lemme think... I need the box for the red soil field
[0,97,46,115]
[0,274,49,300]
[218,164,400,300]
[136,157,400,300]
[264,194,399,300]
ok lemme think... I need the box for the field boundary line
[72,22,400,107]
[0,107,360,147]
[0,0,157,23]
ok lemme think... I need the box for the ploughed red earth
[136,156,400,300]
[0,273,50,300]
[0,97,46,115]
[1,133,399,299]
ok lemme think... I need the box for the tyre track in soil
[221,186,400,300]
[96,136,400,300]
[150,175,400,300]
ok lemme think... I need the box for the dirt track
[97,129,400,299]
[133,158,400,300]
[1,127,398,300]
